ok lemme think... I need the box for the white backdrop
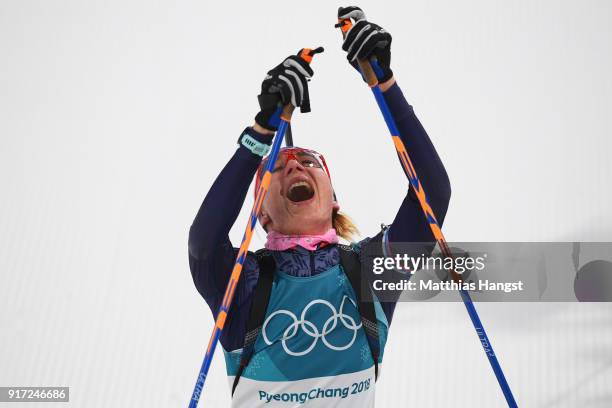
[1,0,612,406]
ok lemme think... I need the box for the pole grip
[357,59,379,87]
[281,104,295,122]
[337,19,378,87]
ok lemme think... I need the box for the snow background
[1,0,612,406]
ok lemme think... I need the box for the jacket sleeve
[383,81,452,244]
[188,127,271,351]
[371,82,452,325]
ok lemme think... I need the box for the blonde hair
[332,210,359,241]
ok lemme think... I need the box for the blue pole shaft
[369,84,518,407]
[188,117,291,408]
[460,290,517,407]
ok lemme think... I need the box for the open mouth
[286,181,315,203]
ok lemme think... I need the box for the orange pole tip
[300,48,313,64]
[336,18,353,33]
[299,47,324,64]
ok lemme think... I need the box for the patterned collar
[268,245,340,277]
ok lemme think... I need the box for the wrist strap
[239,130,271,157]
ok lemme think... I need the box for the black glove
[338,6,393,83]
[255,51,314,131]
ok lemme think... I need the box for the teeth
[290,181,310,190]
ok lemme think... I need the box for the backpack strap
[337,244,381,381]
[231,249,275,396]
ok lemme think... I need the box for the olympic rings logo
[261,296,362,356]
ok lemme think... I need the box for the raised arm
[337,6,451,243]
[188,51,315,350]
[339,6,451,325]
[382,79,451,243]
[188,127,270,311]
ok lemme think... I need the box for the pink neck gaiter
[265,228,339,251]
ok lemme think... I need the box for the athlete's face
[259,151,339,235]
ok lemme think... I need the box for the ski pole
[188,107,291,408]
[188,48,323,408]
[337,18,518,408]
[285,123,294,147]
